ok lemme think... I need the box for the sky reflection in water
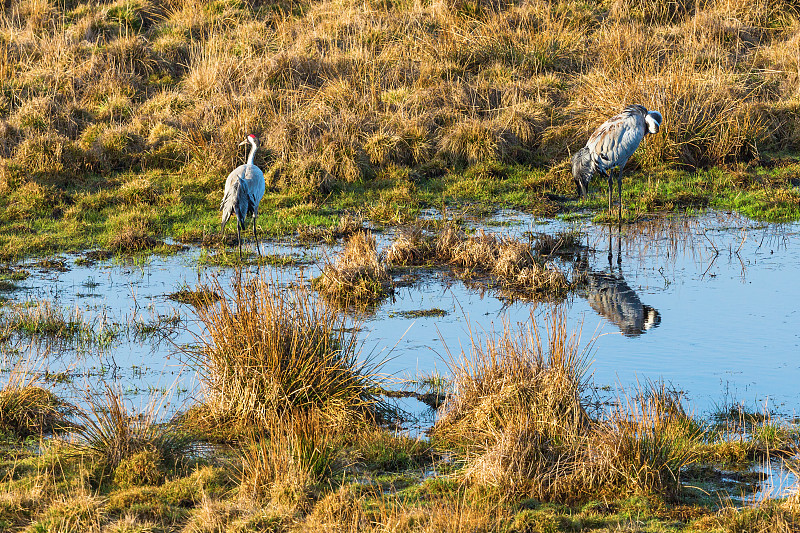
[2,211,799,420]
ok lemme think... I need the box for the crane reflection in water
[580,230,661,337]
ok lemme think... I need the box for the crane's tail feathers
[220,178,240,232]
[571,146,593,198]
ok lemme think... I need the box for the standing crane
[572,104,663,222]
[220,134,265,257]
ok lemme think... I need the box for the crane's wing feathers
[220,164,266,230]
[587,108,647,172]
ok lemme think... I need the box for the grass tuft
[314,231,393,308]
[186,275,387,437]
[0,383,74,439]
[435,309,701,503]
[72,387,195,479]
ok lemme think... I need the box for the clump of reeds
[237,409,339,507]
[384,223,576,299]
[433,226,573,298]
[582,383,701,501]
[385,225,434,266]
[0,382,74,438]
[187,275,385,436]
[167,285,222,307]
[435,310,700,503]
[694,403,798,463]
[434,310,590,500]
[491,238,572,297]
[314,231,393,307]
[72,387,194,480]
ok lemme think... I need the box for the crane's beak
[238,140,248,146]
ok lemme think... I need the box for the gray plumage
[572,104,663,220]
[220,134,265,256]
[586,271,661,337]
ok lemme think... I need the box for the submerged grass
[0,300,120,347]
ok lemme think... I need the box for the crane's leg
[236,223,242,257]
[617,168,623,223]
[253,210,261,257]
[607,172,613,217]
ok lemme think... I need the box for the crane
[572,104,663,222]
[220,134,265,257]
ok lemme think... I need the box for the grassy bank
[2,0,800,258]
[0,279,799,532]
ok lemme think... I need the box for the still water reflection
[584,270,661,337]
[0,211,798,420]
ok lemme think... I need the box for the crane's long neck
[246,139,257,166]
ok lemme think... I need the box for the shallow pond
[2,210,799,423]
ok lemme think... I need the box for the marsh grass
[314,231,393,308]
[297,212,364,244]
[0,267,29,292]
[0,375,75,438]
[587,382,702,501]
[167,285,222,307]
[0,300,119,347]
[434,310,701,503]
[237,410,340,506]
[696,403,800,464]
[388,223,577,300]
[198,248,299,268]
[186,275,387,437]
[2,0,800,258]
[71,386,195,481]
[531,229,585,257]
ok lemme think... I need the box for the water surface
[2,211,799,420]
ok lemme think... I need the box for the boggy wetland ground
[3,0,800,530]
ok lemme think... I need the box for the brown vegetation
[0,381,74,438]
[314,231,393,307]
[434,310,700,503]
[387,223,577,299]
[186,275,385,438]
[1,0,798,194]
[316,223,577,307]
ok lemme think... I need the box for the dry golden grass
[314,231,393,307]
[0,381,74,438]
[72,387,194,477]
[385,225,433,266]
[434,310,591,501]
[1,0,798,194]
[237,410,339,509]
[434,309,700,504]
[187,275,385,435]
